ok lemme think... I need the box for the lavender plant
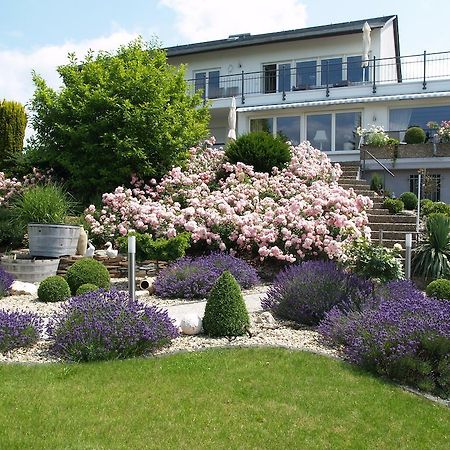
[47,289,179,362]
[0,267,14,297]
[154,253,259,299]
[262,260,374,325]
[0,309,43,353]
[319,280,450,398]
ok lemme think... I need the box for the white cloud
[160,0,307,43]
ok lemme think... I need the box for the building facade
[167,15,450,202]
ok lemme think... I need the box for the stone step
[338,180,370,187]
[369,222,417,232]
[371,230,419,241]
[375,239,415,249]
[368,213,417,224]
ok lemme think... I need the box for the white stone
[255,311,276,325]
[10,280,38,296]
[180,314,203,335]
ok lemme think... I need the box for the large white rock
[255,311,276,326]
[180,314,203,335]
[10,280,38,296]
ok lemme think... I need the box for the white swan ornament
[85,241,95,257]
[105,241,118,258]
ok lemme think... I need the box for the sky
[1,0,450,108]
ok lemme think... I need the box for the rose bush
[86,140,372,262]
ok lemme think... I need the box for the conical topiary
[202,270,250,337]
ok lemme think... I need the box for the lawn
[0,348,448,450]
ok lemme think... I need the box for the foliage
[75,283,99,295]
[225,131,291,174]
[66,258,110,294]
[28,38,209,204]
[0,309,42,353]
[0,266,14,298]
[383,197,404,214]
[399,192,418,210]
[420,200,450,218]
[154,253,259,299]
[118,231,191,262]
[319,280,450,398]
[412,213,450,280]
[262,260,374,326]
[428,120,450,143]
[202,271,250,337]
[344,238,404,282]
[47,289,178,361]
[0,100,27,170]
[357,125,399,147]
[86,140,372,263]
[11,183,74,228]
[0,207,24,249]
[426,278,450,300]
[404,126,426,144]
[370,173,383,194]
[37,276,71,302]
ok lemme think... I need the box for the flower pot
[0,255,60,283]
[28,223,81,258]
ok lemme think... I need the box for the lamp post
[128,234,136,301]
[405,233,412,280]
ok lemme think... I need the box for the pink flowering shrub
[85,140,372,262]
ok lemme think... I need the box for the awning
[237,91,450,113]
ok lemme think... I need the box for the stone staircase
[338,164,417,249]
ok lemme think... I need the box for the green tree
[0,100,27,170]
[28,38,209,204]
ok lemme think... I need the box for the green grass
[0,348,449,449]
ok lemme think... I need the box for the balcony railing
[188,51,450,103]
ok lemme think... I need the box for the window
[277,116,300,145]
[194,70,221,98]
[321,58,343,86]
[194,72,206,97]
[250,118,274,134]
[307,114,332,151]
[278,63,291,93]
[263,64,277,93]
[335,112,361,151]
[296,61,317,88]
[410,173,441,201]
[263,63,291,93]
[347,56,369,83]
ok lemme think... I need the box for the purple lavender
[261,260,374,325]
[0,267,14,298]
[0,309,43,353]
[319,280,450,397]
[154,253,259,299]
[47,289,179,362]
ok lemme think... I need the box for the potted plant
[13,184,81,258]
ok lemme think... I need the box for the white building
[167,15,450,202]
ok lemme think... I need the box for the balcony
[188,51,450,107]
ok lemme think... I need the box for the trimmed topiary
[0,100,27,168]
[404,126,426,144]
[225,131,291,173]
[37,276,71,302]
[399,192,418,210]
[383,198,404,214]
[202,271,250,337]
[75,283,99,295]
[66,258,110,294]
[426,279,450,301]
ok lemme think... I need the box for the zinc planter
[28,224,81,258]
[0,255,60,283]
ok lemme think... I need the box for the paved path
[161,293,265,321]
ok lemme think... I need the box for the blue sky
[1,0,450,105]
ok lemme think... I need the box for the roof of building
[166,15,398,57]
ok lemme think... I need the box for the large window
[296,61,317,88]
[335,112,361,151]
[277,116,300,145]
[194,70,221,98]
[347,56,369,83]
[307,114,332,151]
[263,63,291,93]
[250,118,274,134]
[321,58,343,86]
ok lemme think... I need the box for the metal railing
[360,147,395,199]
[188,51,450,103]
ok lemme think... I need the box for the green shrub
[37,276,71,302]
[383,198,404,214]
[225,131,291,173]
[75,283,99,295]
[426,279,450,300]
[412,213,450,280]
[0,208,24,249]
[421,200,450,218]
[399,192,418,210]
[0,100,27,169]
[420,199,434,217]
[370,173,383,194]
[404,127,426,144]
[202,271,250,337]
[118,232,191,262]
[66,258,110,294]
[12,184,75,229]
